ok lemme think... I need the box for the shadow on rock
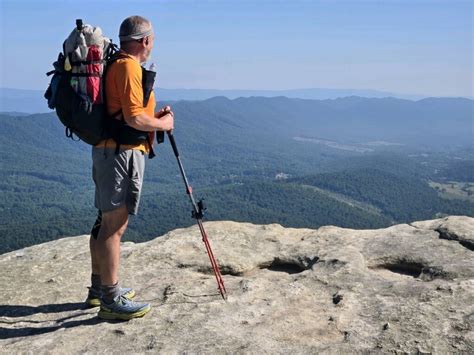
[0,316,100,339]
[0,302,102,340]
[0,302,87,317]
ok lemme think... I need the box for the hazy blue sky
[0,0,472,97]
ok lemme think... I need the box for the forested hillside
[1,96,473,254]
[288,168,474,222]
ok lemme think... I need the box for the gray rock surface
[1,216,473,353]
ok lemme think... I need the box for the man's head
[119,15,154,62]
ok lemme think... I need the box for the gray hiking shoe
[86,287,135,308]
[98,295,151,320]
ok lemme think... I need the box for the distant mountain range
[167,95,473,150]
[2,94,472,150]
[0,86,459,114]
[156,87,427,101]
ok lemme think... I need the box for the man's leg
[90,236,101,275]
[90,210,102,276]
[86,208,136,307]
[90,153,103,299]
[96,205,129,287]
[85,211,103,307]
[96,204,150,320]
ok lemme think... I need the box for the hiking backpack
[44,19,119,145]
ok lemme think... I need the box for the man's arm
[125,111,174,132]
[114,61,174,132]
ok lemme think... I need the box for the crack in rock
[209,256,320,276]
[261,256,319,274]
[371,259,450,281]
[435,227,474,252]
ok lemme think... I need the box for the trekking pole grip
[167,131,179,157]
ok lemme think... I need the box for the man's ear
[145,37,149,45]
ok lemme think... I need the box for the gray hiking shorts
[92,147,145,215]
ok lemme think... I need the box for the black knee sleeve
[90,210,102,240]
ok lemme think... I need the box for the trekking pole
[166,131,228,301]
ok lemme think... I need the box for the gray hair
[119,16,152,42]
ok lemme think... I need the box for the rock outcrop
[1,216,473,353]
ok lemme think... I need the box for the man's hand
[155,105,173,119]
[154,105,174,131]
[126,105,174,132]
[158,113,174,132]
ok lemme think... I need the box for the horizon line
[0,86,472,100]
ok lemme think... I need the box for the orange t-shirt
[95,51,156,153]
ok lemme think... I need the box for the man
[85,15,174,320]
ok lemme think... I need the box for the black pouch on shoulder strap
[142,66,156,107]
[142,66,166,145]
